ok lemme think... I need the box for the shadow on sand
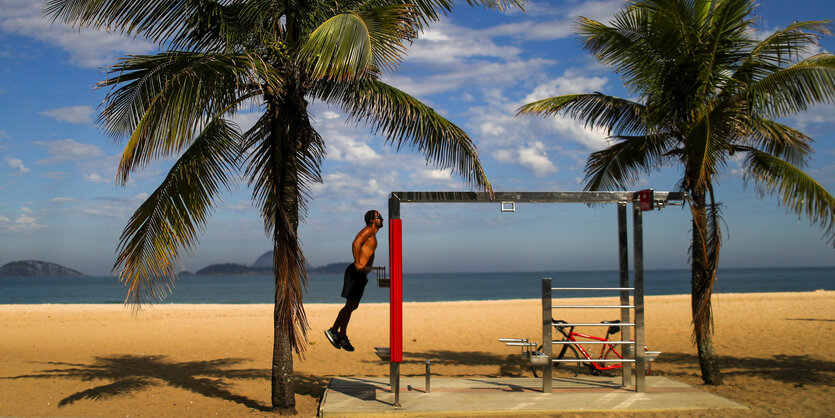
[2,355,328,411]
[647,352,835,386]
[360,349,834,387]
[363,350,541,377]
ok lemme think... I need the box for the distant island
[185,252,351,276]
[191,263,270,276]
[0,260,85,277]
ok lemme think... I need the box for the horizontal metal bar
[551,287,634,291]
[391,191,686,205]
[504,342,537,346]
[498,338,528,342]
[551,359,635,363]
[551,305,635,309]
[553,323,634,327]
[552,341,635,345]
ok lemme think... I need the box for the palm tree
[44,0,519,411]
[518,0,835,385]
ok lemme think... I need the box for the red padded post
[389,219,403,363]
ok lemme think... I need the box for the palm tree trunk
[271,292,295,412]
[689,186,723,385]
[268,92,302,413]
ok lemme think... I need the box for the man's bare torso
[353,226,377,273]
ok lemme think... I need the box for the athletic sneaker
[338,335,355,352]
[324,328,341,349]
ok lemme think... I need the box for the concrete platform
[319,376,748,416]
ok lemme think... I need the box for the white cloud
[83,172,109,184]
[312,108,383,164]
[521,73,609,103]
[482,0,625,41]
[386,58,554,97]
[492,141,558,177]
[408,168,458,188]
[407,21,524,65]
[785,105,835,130]
[321,111,341,120]
[36,139,105,165]
[373,19,556,97]
[0,210,47,233]
[544,113,611,150]
[464,69,614,154]
[78,195,148,219]
[309,172,389,201]
[0,0,156,68]
[39,105,94,124]
[4,157,30,174]
[51,197,76,203]
[230,111,262,132]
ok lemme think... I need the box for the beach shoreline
[1,291,832,416]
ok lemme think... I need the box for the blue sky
[0,0,833,276]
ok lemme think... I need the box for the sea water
[0,267,832,304]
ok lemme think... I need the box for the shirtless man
[325,209,384,351]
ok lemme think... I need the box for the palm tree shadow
[3,355,272,411]
[656,352,835,386]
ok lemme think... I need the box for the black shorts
[341,264,368,302]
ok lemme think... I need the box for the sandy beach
[0,291,832,416]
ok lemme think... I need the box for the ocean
[0,267,832,304]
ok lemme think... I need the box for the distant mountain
[252,251,349,274]
[309,262,351,274]
[252,251,273,269]
[0,260,85,277]
[195,263,269,276]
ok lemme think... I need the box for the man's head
[364,210,384,228]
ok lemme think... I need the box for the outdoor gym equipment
[382,189,686,406]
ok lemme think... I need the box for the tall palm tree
[518,0,835,385]
[44,0,519,411]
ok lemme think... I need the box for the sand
[0,291,832,417]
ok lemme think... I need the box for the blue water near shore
[0,267,832,304]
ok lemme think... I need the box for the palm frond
[243,101,324,353]
[682,110,733,190]
[691,185,725,342]
[115,118,241,306]
[745,117,813,167]
[43,0,228,46]
[168,0,279,52]
[743,150,835,245]
[748,20,833,67]
[517,93,647,136]
[583,133,673,191]
[97,52,273,184]
[312,78,491,192]
[748,54,835,118]
[300,4,415,80]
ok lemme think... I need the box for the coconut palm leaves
[518,0,834,384]
[116,119,241,305]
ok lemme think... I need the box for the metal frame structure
[386,190,686,406]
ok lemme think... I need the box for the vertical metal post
[425,360,431,393]
[632,204,646,392]
[388,194,402,407]
[617,203,633,387]
[542,278,552,393]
